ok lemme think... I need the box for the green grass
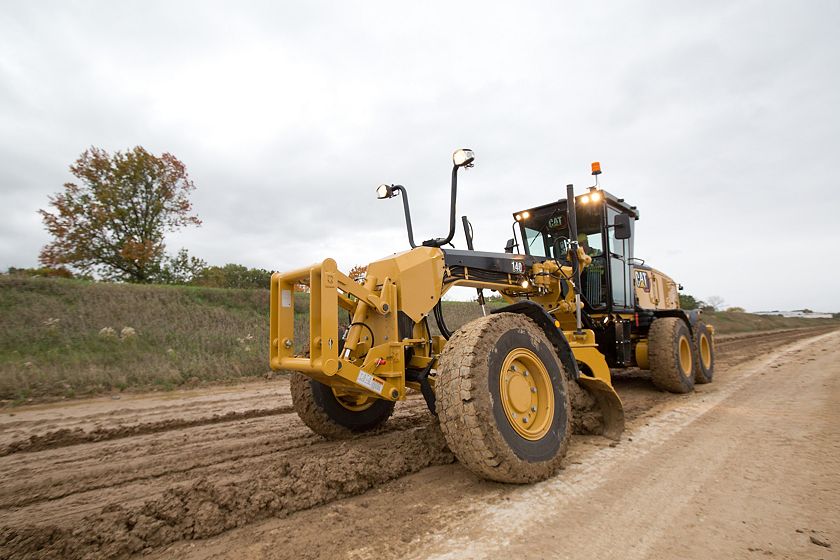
[0,276,836,402]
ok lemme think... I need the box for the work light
[376,184,395,199]
[452,149,475,167]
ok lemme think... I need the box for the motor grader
[270,150,715,483]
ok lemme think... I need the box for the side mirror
[504,238,516,253]
[613,214,632,240]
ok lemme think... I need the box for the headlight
[376,184,394,199]
[452,148,475,167]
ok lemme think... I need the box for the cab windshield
[520,202,603,261]
[518,201,608,309]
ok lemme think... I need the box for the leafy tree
[39,146,202,283]
[679,293,700,309]
[348,264,368,280]
[192,263,272,289]
[157,249,207,285]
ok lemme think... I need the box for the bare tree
[705,295,725,311]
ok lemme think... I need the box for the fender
[491,300,580,380]
[652,308,702,331]
[492,300,624,440]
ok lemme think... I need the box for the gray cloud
[1,0,838,311]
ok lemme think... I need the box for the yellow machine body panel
[366,246,445,322]
[634,266,680,310]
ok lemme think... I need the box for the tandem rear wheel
[692,320,715,384]
[649,317,695,393]
[435,313,572,484]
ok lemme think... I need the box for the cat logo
[635,270,650,292]
[512,261,524,274]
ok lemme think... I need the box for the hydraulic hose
[433,300,452,340]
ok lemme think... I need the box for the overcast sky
[1,1,838,311]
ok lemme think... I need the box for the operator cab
[512,188,640,315]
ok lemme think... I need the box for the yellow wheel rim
[679,335,692,374]
[331,388,376,412]
[699,334,712,370]
[499,348,554,441]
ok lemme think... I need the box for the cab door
[607,207,635,311]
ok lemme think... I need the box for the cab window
[524,226,548,257]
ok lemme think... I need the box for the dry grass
[700,309,837,334]
[0,276,271,401]
[1,276,835,402]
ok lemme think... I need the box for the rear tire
[649,317,695,393]
[436,313,571,483]
[289,372,395,439]
[692,321,715,384]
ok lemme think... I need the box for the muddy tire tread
[649,317,695,393]
[435,313,571,483]
[693,320,715,384]
[289,372,394,439]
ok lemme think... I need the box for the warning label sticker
[281,289,292,308]
[356,371,384,394]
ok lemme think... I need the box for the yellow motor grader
[270,150,715,483]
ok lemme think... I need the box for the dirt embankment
[0,326,834,559]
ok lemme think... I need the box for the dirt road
[1,328,837,559]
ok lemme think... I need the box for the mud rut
[0,328,831,559]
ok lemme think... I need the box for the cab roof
[513,189,640,221]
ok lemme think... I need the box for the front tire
[289,372,395,439]
[436,313,571,483]
[649,317,695,393]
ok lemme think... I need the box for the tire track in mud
[0,402,430,513]
[0,327,834,560]
[0,406,293,457]
[713,327,828,347]
[0,422,454,560]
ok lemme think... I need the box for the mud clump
[568,381,605,435]
[0,421,454,560]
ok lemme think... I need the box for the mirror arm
[391,185,417,248]
[510,221,521,254]
[423,166,460,247]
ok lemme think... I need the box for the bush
[6,266,76,279]
[192,264,272,289]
